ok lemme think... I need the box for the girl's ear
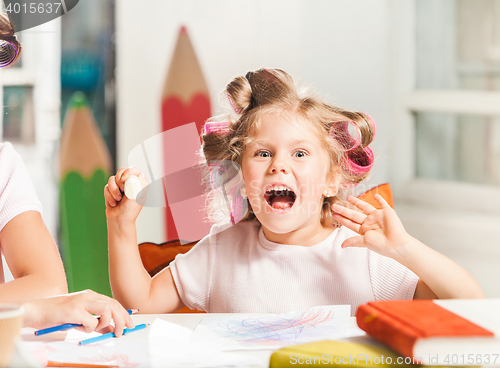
[322,171,341,198]
[322,184,338,198]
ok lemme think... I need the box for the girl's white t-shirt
[0,142,43,283]
[169,219,419,315]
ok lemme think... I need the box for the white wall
[116,0,394,243]
[116,0,499,298]
[0,18,61,281]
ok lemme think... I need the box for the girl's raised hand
[104,167,149,223]
[331,194,410,261]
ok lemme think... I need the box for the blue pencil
[78,323,148,346]
[34,309,137,336]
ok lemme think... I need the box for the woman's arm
[0,211,67,301]
[106,168,184,313]
[332,195,484,300]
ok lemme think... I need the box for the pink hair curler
[226,91,240,114]
[230,193,246,224]
[0,40,18,68]
[208,162,228,192]
[344,146,374,175]
[207,160,240,197]
[329,121,362,152]
[203,121,231,135]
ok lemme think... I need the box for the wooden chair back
[138,239,202,313]
[357,183,394,209]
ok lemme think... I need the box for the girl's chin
[255,209,300,234]
[260,222,297,236]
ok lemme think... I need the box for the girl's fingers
[331,203,366,225]
[107,176,122,202]
[374,194,391,209]
[347,196,377,215]
[120,167,142,184]
[332,213,361,234]
[104,186,117,207]
[114,168,127,191]
[341,235,367,249]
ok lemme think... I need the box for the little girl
[105,68,484,315]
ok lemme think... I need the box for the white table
[132,313,365,368]
[21,314,369,368]
[134,313,278,367]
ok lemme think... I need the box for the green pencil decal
[59,92,112,296]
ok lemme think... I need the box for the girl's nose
[269,159,289,174]
[271,167,288,174]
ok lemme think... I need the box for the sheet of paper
[190,305,357,350]
[147,318,263,367]
[149,318,192,341]
[20,318,262,368]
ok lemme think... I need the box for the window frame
[390,0,500,214]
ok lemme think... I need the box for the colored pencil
[161,26,211,242]
[59,92,113,296]
[78,323,148,346]
[47,362,118,368]
[34,309,138,336]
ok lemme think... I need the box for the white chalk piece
[124,175,142,200]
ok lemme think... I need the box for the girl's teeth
[268,185,289,192]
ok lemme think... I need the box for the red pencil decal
[161,26,211,241]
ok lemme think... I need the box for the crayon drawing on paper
[191,305,353,349]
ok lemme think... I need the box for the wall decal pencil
[161,26,211,241]
[59,92,112,296]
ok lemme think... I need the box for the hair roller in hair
[230,193,246,224]
[329,121,362,152]
[203,121,231,135]
[226,91,240,114]
[0,40,18,68]
[344,147,374,175]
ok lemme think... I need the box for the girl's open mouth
[264,187,296,213]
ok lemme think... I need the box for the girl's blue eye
[255,150,307,158]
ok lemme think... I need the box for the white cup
[0,304,24,368]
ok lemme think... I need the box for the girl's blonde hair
[200,68,375,227]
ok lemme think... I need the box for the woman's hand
[104,167,149,223]
[331,194,411,261]
[22,290,135,336]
